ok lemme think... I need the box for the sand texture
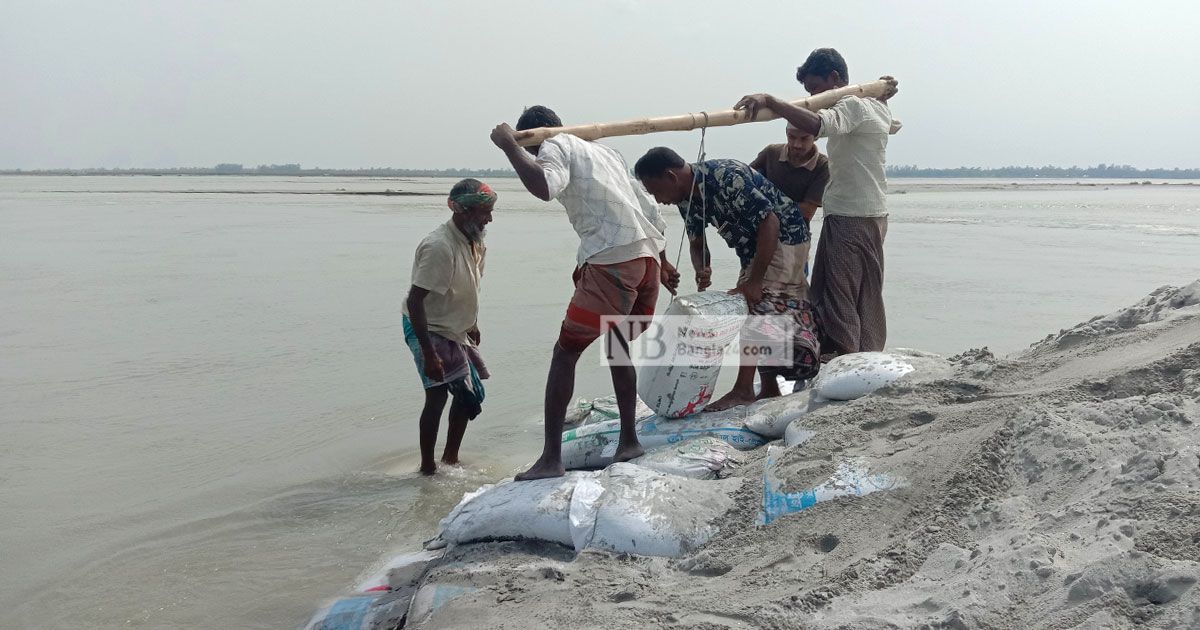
[398,281,1200,629]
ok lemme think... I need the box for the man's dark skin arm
[735,95,822,136]
[405,286,444,382]
[733,212,780,305]
[658,249,680,294]
[490,123,551,201]
[734,76,900,135]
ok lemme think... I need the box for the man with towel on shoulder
[735,47,898,358]
[491,106,680,481]
[402,179,494,475]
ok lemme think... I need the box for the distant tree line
[4,163,1198,179]
[887,164,1200,179]
[0,164,522,177]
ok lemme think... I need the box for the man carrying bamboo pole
[490,106,680,481]
[634,148,822,410]
[735,48,898,357]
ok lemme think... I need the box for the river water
[2,175,1198,628]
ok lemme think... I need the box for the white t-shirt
[817,95,893,218]
[401,220,484,344]
[536,133,668,265]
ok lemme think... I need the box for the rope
[672,112,710,273]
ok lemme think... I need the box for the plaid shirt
[678,159,809,267]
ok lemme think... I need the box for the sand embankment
[398,281,1200,629]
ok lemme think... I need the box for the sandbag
[355,549,443,593]
[406,583,478,628]
[757,446,906,525]
[560,413,770,470]
[435,472,598,548]
[741,390,812,439]
[628,436,744,479]
[564,394,655,429]
[753,374,798,397]
[637,292,747,418]
[783,420,817,447]
[303,592,408,630]
[811,352,915,401]
[581,463,740,557]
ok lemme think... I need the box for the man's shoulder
[547,133,623,165]
[759,143,785,157]
[705,158,753,174]
[814,152,831,171]
[836,95,891,120]
[416,224,455,255]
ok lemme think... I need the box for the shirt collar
[779,145,820,171]
[444,219,477,248]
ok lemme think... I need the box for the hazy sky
[3,1,1198,170]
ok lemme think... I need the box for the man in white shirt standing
[402,179,494,475]
[735,48,898,357]
[491,106,680,481]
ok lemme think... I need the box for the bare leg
[757,368,783,400]
[607,329,644,462]
[705,363,759,411]
[515,343,580,481]
[419,386,449,475]
[441,395,471,466]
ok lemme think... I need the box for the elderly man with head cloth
[402,179,495,475]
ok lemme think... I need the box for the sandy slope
[410,281,1200,630]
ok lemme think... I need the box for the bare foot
[440,455,461,466]
[705,389,757,411]
[515,458,566,481]
[420,462,437,476]
[613,442,645,463]
[756,389,783,401]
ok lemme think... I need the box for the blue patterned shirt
[677,159,810,268]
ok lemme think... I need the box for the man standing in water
[402,179,494,475]
[634,147,821,410]
[491,106,679,481]
[735,48,898,356]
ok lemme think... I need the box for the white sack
[564,395,655,429]
[436,472,598,548]
[560,413,770,470]
[812,352,915,401]
[742,390,812,438]
[783,420,817,447]
[583,463,739,558]
[637,292,747,418]
[629,436,743,479]
[354,549,443,593]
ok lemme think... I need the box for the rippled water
[1,176,1198,628]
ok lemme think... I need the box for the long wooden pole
[514,79,894,147]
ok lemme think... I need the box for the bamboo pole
[514,79,895,147]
